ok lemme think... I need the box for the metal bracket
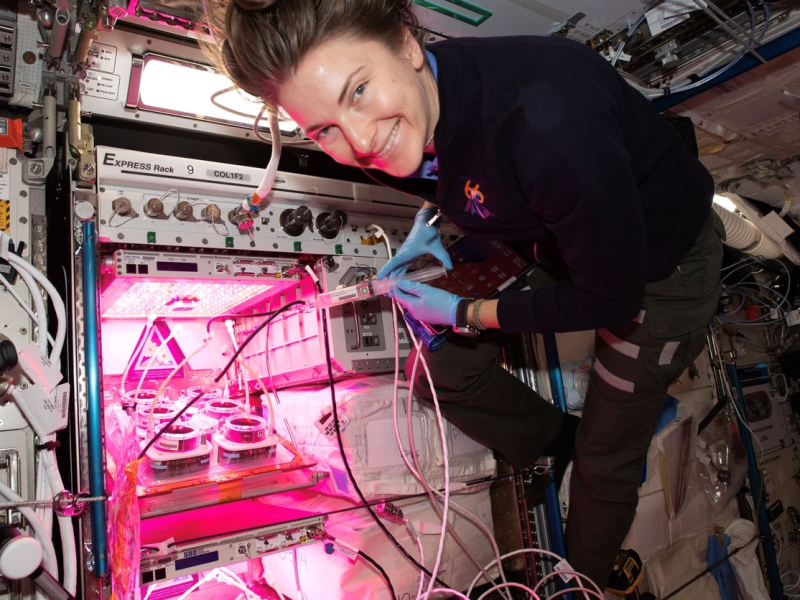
[0,449,21,526]
[22,86,57,186]
[72,189,98,245]
[68,94,96,188]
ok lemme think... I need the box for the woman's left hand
[393,280,462,326]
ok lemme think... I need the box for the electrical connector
[374,502,405,523]
[241,193,266,213]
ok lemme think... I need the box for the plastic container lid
[0,535,43,579]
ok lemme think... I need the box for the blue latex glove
[377,206,453,280]
[394,280,462,326]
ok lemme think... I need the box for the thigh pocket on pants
[645,222,723,339]
[645,266,720,339]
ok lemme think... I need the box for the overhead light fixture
[128,53,301,136]
[415,0,493,26]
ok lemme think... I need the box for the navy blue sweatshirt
[371,36,714,334]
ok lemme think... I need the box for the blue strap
[426,50,438,82]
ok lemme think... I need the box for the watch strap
[455,298,471,328]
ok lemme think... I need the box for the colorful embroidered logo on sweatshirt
[464,180,494,219]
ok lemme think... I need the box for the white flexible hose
[378,223,509,600]
[477,582,541,600]
[713,205,760,250]
[712,204,783,259]
[0,480,58,576]
[12,283,55,594]
[375,228,451,597]
[10,387,58,590]
[136,328,179,405]
[417,349,449,599]
[11,264,48,357]
[466,548,602,599]
[8,253,67,364]
[34,455,52,599]
[385,304,450,599]
[5,222,74,596]
[174,567,260,600]
[399,341,512,600]
[411,524,426,600]
[40,438,77,595]
[35,456,51,535]
[292,547,304,600]
[405,343,512,597]
[0,275,55,348]
[254,110,283,199]
[155,337,211,406]
[176,570,218,600]
[121,317,156,397]
[224,320,249,412]
[218,567,261,600]
[139,326,181,434]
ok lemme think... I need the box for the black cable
[661,535,759,600]
[358,549,397,599]
[321,532,397,599]
[205,309,284,334]
[138,300,305,460]
[315,277,452,589]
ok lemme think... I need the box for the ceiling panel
[674,47,800,209]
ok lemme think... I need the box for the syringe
[317,265,447,309]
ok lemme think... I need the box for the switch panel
[318,256,411,375]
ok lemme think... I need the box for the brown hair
[203,0,423,109]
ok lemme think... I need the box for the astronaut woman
[206,0,724,587]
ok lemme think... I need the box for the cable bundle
[0,245,76,596]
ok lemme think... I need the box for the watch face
[452,325,480,338]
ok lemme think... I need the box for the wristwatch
[452,298,480,337]
[452,324,480,337]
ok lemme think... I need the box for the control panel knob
[144,197,165,219]
[0,340,18,375]
[111,197,133,216]
[201,204,222,223]
[280,206,312,237]
[316,210,348,240]
[229,206,254,230]
[173,200,194,221]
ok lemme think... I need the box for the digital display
[174,550,219,571]
[155,261,200,273]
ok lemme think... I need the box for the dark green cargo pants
[406,211,724,588]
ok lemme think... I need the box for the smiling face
[278,32,439,177]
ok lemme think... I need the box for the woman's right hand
[377,206,453,280]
